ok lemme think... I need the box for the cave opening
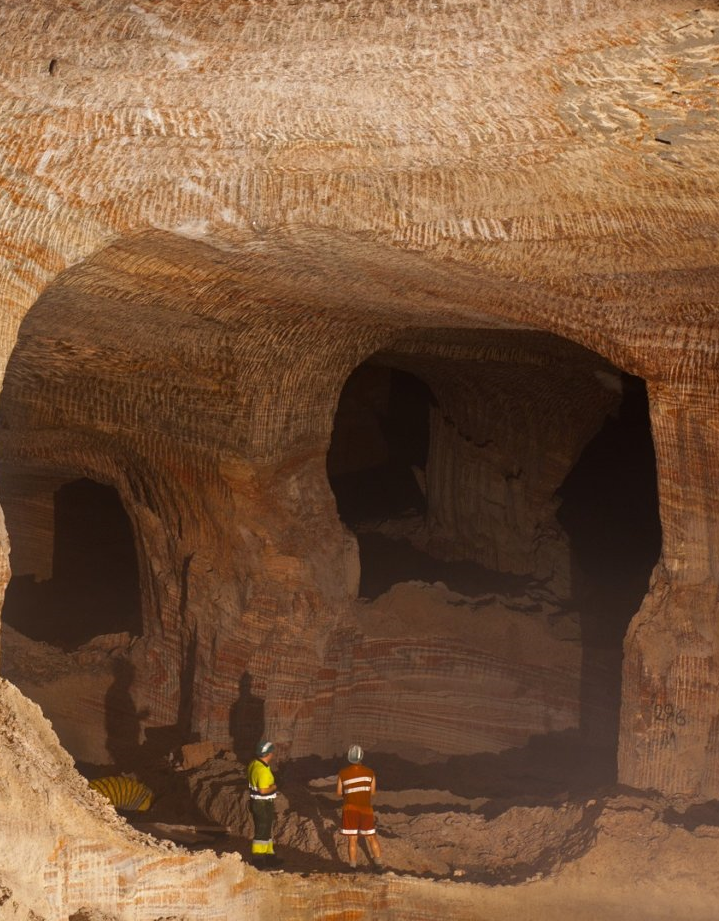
[327,362,432,527]
[557,372,662,646]
[326,350,662,795]
[327,359,532,600]
[556,372,662,747]
[1,476,143,650]
[328,362,437,598]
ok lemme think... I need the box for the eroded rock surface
[1,0,719,916]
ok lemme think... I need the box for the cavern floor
[4,675,719,921]
[121,743,617,881]
[69,733,713,892]
[94,747,719,916]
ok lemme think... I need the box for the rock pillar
[619,378,719,798]
[126,451,349,756]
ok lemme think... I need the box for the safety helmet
[256,740,274,757]
[347,744,363,764]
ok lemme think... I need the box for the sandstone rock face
[5,675,719,921]
[303,582,600,759]
[0,680,248,921]
[1,0,719,915]
[1,624,121,765]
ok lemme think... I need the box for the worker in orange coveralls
[336,744,383,869]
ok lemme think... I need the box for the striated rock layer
[0,0,719,914]
[3,678,719,921]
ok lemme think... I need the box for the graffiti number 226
[653,702,687,726]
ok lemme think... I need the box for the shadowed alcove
[557,372,662,647]
[0,475,142,649]
[556,372,662,746]
[325,344,662,785]
[327,363,432,527]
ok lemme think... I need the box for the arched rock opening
[324,345,661,785]
[328,363,434,598]
[0,476,142,649]
[328,364,431,528]
[557,373,662,747]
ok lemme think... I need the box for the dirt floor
[5,561,715,914]
[78,739,711,888]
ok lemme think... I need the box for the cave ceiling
[0,0,717,381]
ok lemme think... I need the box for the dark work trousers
[250,798,275,855]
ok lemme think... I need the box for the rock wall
[0,12,719,920]
[0,275,623,764]
[0,679,250,921]
[0,473,61,582]
[300,582,602,759]
[619,380,719,797]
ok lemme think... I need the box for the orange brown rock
[0,0,719,917]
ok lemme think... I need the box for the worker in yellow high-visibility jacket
[247,740,280,868]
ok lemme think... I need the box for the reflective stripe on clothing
[339,764,375,809]
[250,797,275,855]
[247,758,276,799]
[342,775,373,795]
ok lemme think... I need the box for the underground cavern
[1,1,719,919]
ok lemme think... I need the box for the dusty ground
[3,574,717,916]
[111,742,719,894]
[3,673,719,921]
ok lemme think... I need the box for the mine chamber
[0,230,662,804]
[326,339,661,787]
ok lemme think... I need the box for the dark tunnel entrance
[327,363,432,527]
[327,362,441,599]
[1,476,142,649]
[556,373,662,746]
[327,359,534,600]
[557,372,662,645]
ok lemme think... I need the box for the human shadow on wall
[177,627,198,740]
[105,657,148,771]
[131,628,200,772]
[229,672,265,763]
